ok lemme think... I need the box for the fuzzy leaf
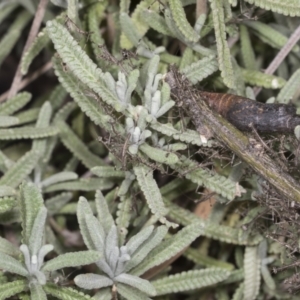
[178,157,238,200]
[139,143,179,165]
[95,190,115,234]
[93,288,111,300]
[44,178,113,192]
[115,273,156,296]
[74,274,113,289]
[116,196,132,243]
[185,248,234,270]
[125,225,168,273]
[85,215,106,253]
[152,268,230,295]
[243,246,261,300]
[15,108,40,125]
[131,221,204,276]
[126,225,154,255]
[0,10,31,66]
[0,126,58,140]
[42,250,102,271]
[21,31,50,75]
[240,25,256,70]
[120,0,159,49]
[41,172,78,188]
[0,252,28,276]
[133,165,171,227]
[241,69,285,89]
[151,123,213,147]
[0,280,27,300]
[169,0,199,43]
[19,182,44,245]
[245,20,299,53]
[29,281,47,300]
[141,9,173,36]
[0,196,16,213]
[52,57,113,130]
[28,207,47,256]
[209,0,235,89]
[57,121,104,168]
[0,92,31,116]
[181,55,218,84]
[244,0,300,16]
[117,283,151,300]
[277,68,300,103]
[21,13,66,75]
[43,283,93,300]
[0,116,19,127]
[91,167,125,179]
[77,197,96,251]
[87,3,106,68]
[0,150,41,188]
[232,282,244,300]
[0,236,21,258]
[46,20,121,111]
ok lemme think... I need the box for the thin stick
[6,0,49,100]
[0,61,52,103]
[255,24,300,96]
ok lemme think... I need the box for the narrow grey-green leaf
[133,165,170,226]
[152,268,230,295]
[42,250,102,271]
[74,274,113,289]
[124,225,168,273]
[131,221,204,276]
[243,246,261,300]
[52,56,113,130]
[0,92,31,116]
[244,0,300,17]
[95,190,115,234]
[58,121,104,168]
[209,0,235,89]
[0,10,31,66]
[19,182,44,245]
[0,116,19,127]
[0,126,58,140]
[0,236,21,258]
[117,283,151,300]
[29,281,47,300]
[43,283,93,300]
[44,178,113,192]
[28,207,47,256]
[46,20,121,111]
[0,252,28,276]
[181,55,218,84]
[115,273,156,296]
[0,280,27,300]
[77,197,96,251]
[0,150,40,188]
[169,0,199,43]
[41,172,78,188]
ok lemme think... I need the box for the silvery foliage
[75,192,168,298]
[0,182,101,293]
[19,242,54,285]
[0,204,53,286]
[104,55,174,155]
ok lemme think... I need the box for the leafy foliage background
[0,0,300,299]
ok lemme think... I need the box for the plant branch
[165,69,300,204]
[0,61,52,103]
[7,0,49,100]
[255,24,300,96]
